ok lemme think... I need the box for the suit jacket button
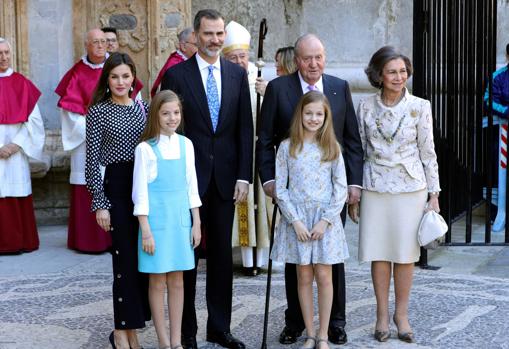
[209,154,214,160]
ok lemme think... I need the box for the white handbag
[417,206,448,249]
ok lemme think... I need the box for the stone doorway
[72,0,192,98]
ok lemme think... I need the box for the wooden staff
[255,18,268,135]
[252,18,268,272]
[261,203,278,349]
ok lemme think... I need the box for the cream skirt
[358,189,427,264]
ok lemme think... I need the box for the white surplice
[0,68,45,198]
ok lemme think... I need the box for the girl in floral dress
[271,91,349,349]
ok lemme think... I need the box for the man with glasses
[55,28,142,253]
[151,27,198,97]
[102,27,119,53]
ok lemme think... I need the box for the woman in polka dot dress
[85,52,150,349]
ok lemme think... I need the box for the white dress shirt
[195,53,249,185]
[132,134,202,216]
[195,53,222,102]
[298,72,324,94]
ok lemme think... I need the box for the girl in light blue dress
[132,90,201,349]
[271,91,349,349]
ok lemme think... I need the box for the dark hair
[506,43,509,56]
[140,90,183,143]
[365,46,413,89]
[90,52,137,106]
[275,46,297,75]
[193,9,223,32]
[101,27,117,35]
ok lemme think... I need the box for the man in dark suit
[256,33,363,345]
[161,9,253,349]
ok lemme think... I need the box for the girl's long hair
[90,52,137,107]
[288,91,340,162]
[139,90,183,143]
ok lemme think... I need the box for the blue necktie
[206,65,220,132]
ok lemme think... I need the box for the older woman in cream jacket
[351,46,440,343]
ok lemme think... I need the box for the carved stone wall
[72,0,191,97]
[24,0,192,225]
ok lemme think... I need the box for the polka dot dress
[85,99,148,211]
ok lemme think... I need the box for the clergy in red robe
[0,38,45,253]
[150,27,197,97]
[55,29,142,253]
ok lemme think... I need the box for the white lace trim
[80,53,109,69]
[0,68,14,77]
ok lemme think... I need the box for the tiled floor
[1,223,509,348]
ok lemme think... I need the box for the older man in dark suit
[161,9,253,349]
[256,33,363,346]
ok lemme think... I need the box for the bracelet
[142,235,152,240]
[429,191,439,197]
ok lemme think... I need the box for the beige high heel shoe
[315,337,330,349]
[393,315,415,343]
[374,329,391,342]
[300,336,316,349]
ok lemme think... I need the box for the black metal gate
[413,0,508,257]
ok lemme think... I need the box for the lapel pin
[333,92,337,95]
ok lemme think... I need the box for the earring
[106,87,110,93]
[130,86,134,92]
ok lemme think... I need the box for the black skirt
[104,161,150,329]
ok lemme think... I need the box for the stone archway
[72,0,192,98]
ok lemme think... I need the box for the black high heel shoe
[109,331,117,349]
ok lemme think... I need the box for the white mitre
[223,20,251,55]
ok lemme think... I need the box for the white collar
[176,50,187,60]
[376,87,409,108]
[196,52,221,72]
[0,68,13,77]
[81,53,110,69]
[298,71,323,93]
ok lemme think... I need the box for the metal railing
[413,0,506,267]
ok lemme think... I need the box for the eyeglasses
[90,39,107,46]
[106,38,117,43]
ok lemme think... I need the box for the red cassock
[150,51,185,97]
[0,72,42,253]
[55,58,143,253]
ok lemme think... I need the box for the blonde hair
[289,91,340,162]
[140,90,183,143]
[275,46,297,75]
